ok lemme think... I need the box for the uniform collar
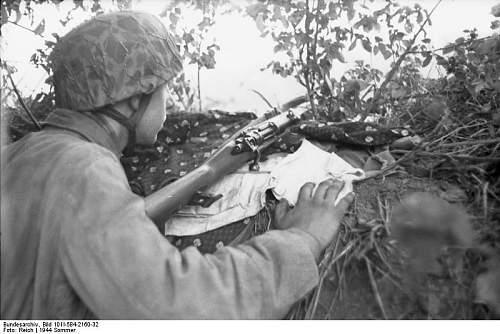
[42,108,122,157]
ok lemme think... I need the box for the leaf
[91,0,102,13]
[207,44,220,51]
[417,11,423,24]
[169,12,179,27]
[73,0,84,10]
[348,39,357,51]
[346,4,355,20]
[14,7,21,23]
[492,3,500,17]
[1,4,8,24]
[435,55,447,66]
[183,32,195,44]
[404,21,413,33]
[319,57,332,71]
[361,39,372,53]
[188,92,194,106]
[255,14,267,34]
[328,2,338,20]
[198,16,212,30]
[378,43,391,59]
[288,9,305,27]
[390,85,407,99]
[33,19,45,36]
[333,49,345,63]
[422,54,432,67]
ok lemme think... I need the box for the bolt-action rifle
[145,95,308,233]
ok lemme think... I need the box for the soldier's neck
[100,102,135,153]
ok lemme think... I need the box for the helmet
[50,10,182,111]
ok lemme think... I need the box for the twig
[391,150,500,162]
[197,62,202,112]
[427,121,488,146]
[436,138,500,148]
[326,240,356,269]
[250,89,274,109]
[5,67,42,130]
[312,0,321,80]
[304,0,317,116]
[326,254,349,318]
[361,0,443,121]
[6,21,41,36]
[305,278,322,319]
[307,234,354,319]
[483,182,489,224]
[370,254,405,292]
[365,257,389,319]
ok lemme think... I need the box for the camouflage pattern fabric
[168,210,271,254]
[122,110,259,195]
[292,121,411,147]
[49,11,182,111]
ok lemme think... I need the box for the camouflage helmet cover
[50,11,182,111]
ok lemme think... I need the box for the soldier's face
[136,83,173,145]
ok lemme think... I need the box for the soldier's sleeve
[58,149,319,319]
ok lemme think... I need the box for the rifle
[144,95,308,232]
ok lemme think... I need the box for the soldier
[1,11,353,319]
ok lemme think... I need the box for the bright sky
[1,0,499,113]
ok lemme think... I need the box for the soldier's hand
[274,179,354,260]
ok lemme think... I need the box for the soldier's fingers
[297,182,315,202]
[335,193,355,213]
[314,179,334,201]
[324,180,345,202]
[274,198,290,222]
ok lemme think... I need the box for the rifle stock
[144,143,254,231]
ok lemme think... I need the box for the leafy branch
[361,0,443,121]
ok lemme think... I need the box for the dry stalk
[365,257,389,319]
[437,138,500,148]
[483,182,489,224]
[391,150,500,162]
[5,67,41,130]
[326,255,349,318]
